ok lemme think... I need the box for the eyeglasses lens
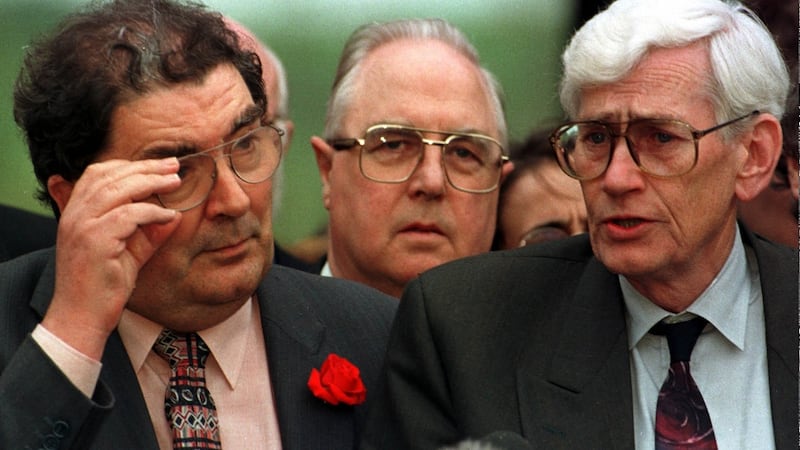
[556,119,696,179]
[158,126,282,211]
[361,126,502,192]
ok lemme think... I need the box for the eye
[176,155,202,179]
[365,129,420,156]
[231,132,259,154]
[574,124,610,148]
[655,132,673,143]
[380,137,407,151]
[634,121,691,147]
[446,138,486,164]
[586,130,609,145]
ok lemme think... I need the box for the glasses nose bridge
[400,135,447,184]
[420,136,448,149]
[417,136,449,171]
[199,150,245,195]
[607,126,640,166]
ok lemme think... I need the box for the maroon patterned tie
[651,317,717,449]
[153,330,222,449]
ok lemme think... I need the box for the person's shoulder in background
[0,204,56,263]
[274,242,324,273]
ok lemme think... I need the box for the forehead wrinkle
[140,103,262,160]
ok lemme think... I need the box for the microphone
[440,431,534,450]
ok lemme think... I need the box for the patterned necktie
[153,330,222,449]
[651,317,717,449]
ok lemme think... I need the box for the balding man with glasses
[0,1,396,448]
[311,18,513,298]
[361,0,797,448]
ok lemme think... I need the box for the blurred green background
[0,0,576,246]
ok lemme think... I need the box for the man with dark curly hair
[0,1,396,448]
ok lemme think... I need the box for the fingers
[65,158,181,220]
[110,203,183,268]
[43,158,185,357]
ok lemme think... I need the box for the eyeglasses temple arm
[693,110,760,139]
[329,138,364,151]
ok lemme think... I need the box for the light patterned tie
[651,317,717,449]
[153,330,222,449]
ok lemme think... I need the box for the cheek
[458,195,499,240]
[331,162,399,210]
[243,182,273,218]
[579,185,602,224]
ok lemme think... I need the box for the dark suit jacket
[0,248,397,449]
[361,229,798,449]
[0,204,56,263]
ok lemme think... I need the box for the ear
[47,175,74,215]
[500,160,515,184]
[735,114,782,202]
[311,135,334,210]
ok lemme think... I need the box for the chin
[209,257,267,299]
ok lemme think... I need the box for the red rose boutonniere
[307,353,367,406]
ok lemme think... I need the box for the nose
[407,144,446,198]
[203,156,251,218]
[600,136,646,194]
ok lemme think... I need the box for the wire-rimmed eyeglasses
[549,111,760,180]
[329,124,509,194]
[157,124,284,211]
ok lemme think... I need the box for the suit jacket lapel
[517,231,797,449]
[89,332,158,448]
[749,232,799,449]
[517,257,634,449]
[257,268,357,450]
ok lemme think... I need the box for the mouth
[206,236,251,253]
[606,217,645,228]
[400,223,445,235]
[400,222,445,236]
[599,214,655,236]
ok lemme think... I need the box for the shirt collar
[320,260,332,277]
[118,297,254,389]
[623,224,754,350]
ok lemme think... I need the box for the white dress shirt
[623,227,775,450]
[34,297,283,449]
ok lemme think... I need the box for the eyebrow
[583,113,684,123]
[142,104,264,159]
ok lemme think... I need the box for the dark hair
[13,0,266,216]
[773,83,798,189]
[500,125,559,192]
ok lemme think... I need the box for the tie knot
[650,317,707,363]
[153,329,210,369]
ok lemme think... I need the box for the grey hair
[324,18,507,146]
[261,44,290,119]
[259,44,290,219]
[559,0,789,140]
